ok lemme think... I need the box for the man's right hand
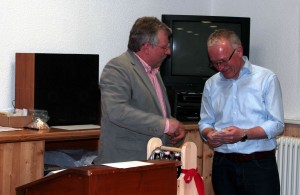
[167,118,186,144]
[168,118,182,134]
[204,128,224,148]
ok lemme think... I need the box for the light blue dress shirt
[199,56,284,154]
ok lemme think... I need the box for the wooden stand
[16,160,178,195]
[147,137,200,195]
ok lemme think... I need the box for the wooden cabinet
[0,128,99,195]
[0,141,44,195]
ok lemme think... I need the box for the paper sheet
[51,124,100,130]
[102,161,153,169]
[0,126,22,132]
[45,169,66,177]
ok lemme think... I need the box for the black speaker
[173,90,202,121]
[15,53,100,126]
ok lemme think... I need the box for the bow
[181,168,205,195]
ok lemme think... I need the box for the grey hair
[207,29,241,48]
[128,16,172,52]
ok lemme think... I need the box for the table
[0,127,100,195]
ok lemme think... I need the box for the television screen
[161,14,250,87]
[172,21,242,77]
[34,53,100,126]
[160,15,250,121]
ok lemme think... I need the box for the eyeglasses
[209,49,236,68]
[154,43,170,51]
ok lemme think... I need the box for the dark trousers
[212,152,280,195]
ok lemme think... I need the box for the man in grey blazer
[94,16,186,164]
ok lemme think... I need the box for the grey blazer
[94,50,172,164]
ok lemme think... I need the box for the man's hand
[167,118,186,144]
[212,126,243,144]
[205,129,224,148]
[169,126,186,144]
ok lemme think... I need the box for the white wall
[211,0,300,122]
[0,0,210,112]
[1,0,300,122]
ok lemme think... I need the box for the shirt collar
[240,56,252,76]
[134,52,159,75]
[219,56,252,80]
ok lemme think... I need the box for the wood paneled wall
[283,123,300,137]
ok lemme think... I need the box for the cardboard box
[0,115,33,128]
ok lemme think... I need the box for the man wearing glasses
[199,29,284,195]
[93,17,185,164]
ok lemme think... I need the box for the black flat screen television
[34,53,100,126]
[160,14,251,88]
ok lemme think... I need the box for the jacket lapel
[126,50,165,115]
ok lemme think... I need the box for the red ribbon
[181,168,205,195]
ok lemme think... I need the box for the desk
[0,128,100,195]
[0,123,208,195]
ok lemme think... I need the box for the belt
[214,149,275,162]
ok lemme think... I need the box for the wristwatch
[240,129,248,142]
